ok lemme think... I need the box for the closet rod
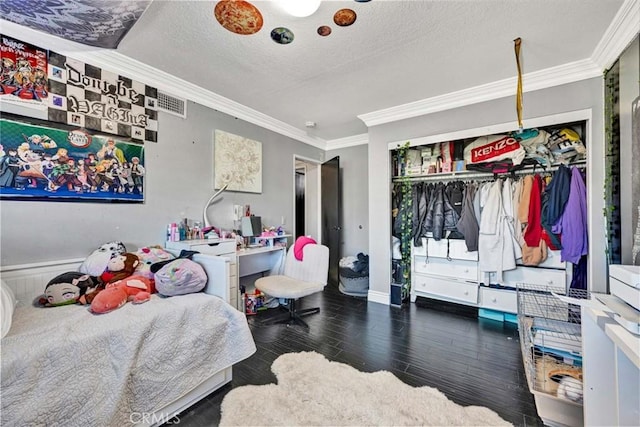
[392,160,587,183]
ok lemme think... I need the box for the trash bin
[339,253,369,297]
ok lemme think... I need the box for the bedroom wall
[367,77,607,302]
[0,101,324,266]
[326,144,369,258]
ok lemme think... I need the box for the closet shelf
[392,160,586,182]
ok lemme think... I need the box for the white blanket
[1,293,256,426]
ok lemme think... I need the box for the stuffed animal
[37,272,100,307]
[100,253,140,285]
[89,275,154,314]
[153,258,207,296]
[133,246,175,281]
[78,241,127,277]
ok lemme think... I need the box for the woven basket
[339,274,369,296]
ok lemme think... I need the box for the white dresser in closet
[411,237,480,305]
[411,235,571,314]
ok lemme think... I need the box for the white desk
[166,238,288,310]
[236,245,285,278]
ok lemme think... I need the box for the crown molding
[591,0,640,71]
[325,133,369,150]
[0,20,329,151]
[2,0,636,152]
[358,58,601,128]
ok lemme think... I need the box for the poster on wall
[0,35,48,109]
[47,51,158,144]
[0,114,145,203]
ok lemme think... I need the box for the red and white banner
[465,135,525,165]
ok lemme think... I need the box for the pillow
[1,279,17,338]
[79,241,127,277]
[154,258,207,296]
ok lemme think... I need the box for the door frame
[292,155,322,243]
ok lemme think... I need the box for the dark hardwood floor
[171,284,543,426]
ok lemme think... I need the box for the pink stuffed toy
[133,246,175,282]
[90,275,154,314]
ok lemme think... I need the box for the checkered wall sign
[47,51,158,143]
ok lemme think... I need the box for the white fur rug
[220,351,512,426]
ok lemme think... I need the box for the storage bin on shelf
[517,284,587,427]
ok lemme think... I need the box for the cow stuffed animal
[90,275,154,314]
[78,241,127,277]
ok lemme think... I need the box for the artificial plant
[394,141,413,301]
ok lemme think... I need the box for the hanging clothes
[456,182,479,252]
[446,181,465,239]
[478,180,517,282]
[424,182,459,241]
[518,175,534,224]
[521,174,548,266]
[523,174,543,247]
[541,164,571,250]
[392,182,403,239]
[502,178,522,261]
[412,182,427,246]
[553,167,588,263]
[511,178,525,249]
[570,254,588,290]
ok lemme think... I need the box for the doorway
[293,157,321,241]
[292,155,341,286]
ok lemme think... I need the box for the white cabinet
[165,239,240,310]
[582,307,640,426]
[411,237,569,315]
[411,238,479,305]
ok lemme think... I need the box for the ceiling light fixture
[277,0,321,17]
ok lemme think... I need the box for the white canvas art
[214,130,262,193]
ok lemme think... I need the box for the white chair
[255,243,329,328]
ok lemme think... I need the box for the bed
[0,252,256,427]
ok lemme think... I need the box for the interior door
[321,156,341,286]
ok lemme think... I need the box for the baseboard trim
[367,290,389,305]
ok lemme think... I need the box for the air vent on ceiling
[157,91,187,118]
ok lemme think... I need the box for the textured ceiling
[112,0,623,141]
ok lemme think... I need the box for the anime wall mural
[0,114,145,203]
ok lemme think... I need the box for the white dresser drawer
[412,238,428,257]
[518,249,566,269]
[414,256,478,281]
[413,274,479,304]
[447,239,478,261]
[166,239,236,256]
[489,266,566,293]
[479,287,517,313]
[413,238,478,261]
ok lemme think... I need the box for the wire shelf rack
[517,284,588,426]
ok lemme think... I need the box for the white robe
[478,180,517,283]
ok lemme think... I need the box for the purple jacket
[552,167,587,263]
